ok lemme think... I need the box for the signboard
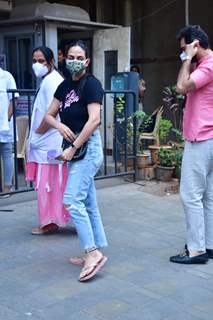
[16,95,33,116]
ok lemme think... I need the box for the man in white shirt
[0,67,19,193]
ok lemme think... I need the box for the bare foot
[69,255,86,266]
[3,186,12,193]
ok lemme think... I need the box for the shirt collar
[198,51,213,64]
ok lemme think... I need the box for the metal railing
[0,89,137,195]
[97,90,137,181]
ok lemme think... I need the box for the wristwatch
[70,141,77,150]
[180,51,191,62]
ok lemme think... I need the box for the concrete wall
[132,0,213,115]
[136,0,185,114]
[45,22,58,65]
[93,27,131,149]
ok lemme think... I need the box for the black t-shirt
[54,74,104,133]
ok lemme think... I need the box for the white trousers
[180,139,213,252]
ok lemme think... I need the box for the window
[6,36,34,89]
[104,50,118,90]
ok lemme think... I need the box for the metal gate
[0,89,137,196]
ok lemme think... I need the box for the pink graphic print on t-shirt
[63,90,79,109]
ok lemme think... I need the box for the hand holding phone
[185,40,199,59]
[47,149,63,160]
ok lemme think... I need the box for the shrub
[159,118,173,145]
[157,148,176,167]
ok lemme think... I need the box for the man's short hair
[130,65,140,73]
[177,25,209,49]
[58,47,65,56]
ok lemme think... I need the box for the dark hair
[66,40,89,58]
[176,25,209,49]
[32,46,55,66]
[58,47,65,56]
[130,65,140,73]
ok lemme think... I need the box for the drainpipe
[185,0,189,25]
[123,0,132,26]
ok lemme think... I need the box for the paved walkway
[0,182,213,320]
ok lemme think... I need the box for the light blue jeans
[180,139,213,252]
[0,142,14,187]
[63,129,108,250]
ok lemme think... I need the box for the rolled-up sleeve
[7,73,19,100]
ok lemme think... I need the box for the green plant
[114,96,155,155]
[173,145,183,179]
[157,147,176,167]
[115,95,125,113]
[171,128,184,145]
[133,111,154,154]
[118,110,152,154]
[159,118,173,145]
[174,147,183,168]
[163,85,185,132]
[134,111,153,134]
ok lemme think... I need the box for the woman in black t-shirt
[45,40,108,282]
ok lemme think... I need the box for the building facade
[0,0,212,112]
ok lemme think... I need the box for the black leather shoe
[185,244,213,259]
[206,249,213,259]
[170,250,208,264]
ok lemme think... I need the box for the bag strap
[76,73,93,99]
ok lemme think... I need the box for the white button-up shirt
[0,68,19,142]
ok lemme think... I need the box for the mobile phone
[47,149,62,160]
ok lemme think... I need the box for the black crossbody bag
[61,74,90,161]
[62,138,87,161]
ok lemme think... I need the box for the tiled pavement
[0,182,213,320]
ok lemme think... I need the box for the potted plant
[155,147,176,181]
[119,110,153,168]
[134,110,152,168]
[149,117,173,164]
[149,84,185,167]
[159,118,173,145]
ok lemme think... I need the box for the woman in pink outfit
[26,46,70,234]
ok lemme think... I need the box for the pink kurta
[26,162,70,227]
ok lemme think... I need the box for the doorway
[57,28,93,73]
[5,35,35,89]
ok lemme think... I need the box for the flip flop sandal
[31,227,45,235]
[31,224,59,235]
[79,256,108,282]
[69,256,86,266]
[0,193,11,199]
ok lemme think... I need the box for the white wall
[93,27,130,85]
[93,26,131,150]
[45,22,58,66]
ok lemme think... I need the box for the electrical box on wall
[111,71,139,115]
